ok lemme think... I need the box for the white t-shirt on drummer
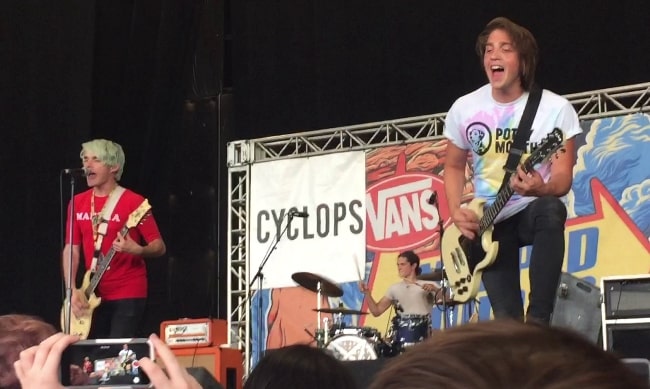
[385,281,438,316]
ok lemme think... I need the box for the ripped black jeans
[476,196,567,324]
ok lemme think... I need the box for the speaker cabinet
[606,323,650,360]
[158,346,243,389]
[186,367,226,389]
[601,274,650,357]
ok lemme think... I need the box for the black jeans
[89,298,146,338]
[476,196,567,324]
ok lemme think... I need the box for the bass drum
[325,334,378,361]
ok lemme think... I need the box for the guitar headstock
[527,128,565,167]
[126,199,152,228]
[545,128,564,150]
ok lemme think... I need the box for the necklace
[90,187,116,240]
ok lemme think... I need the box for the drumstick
[354,254,364,281]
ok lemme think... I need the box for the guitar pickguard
[441,198,499,302]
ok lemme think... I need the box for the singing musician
[62,138,166,338]
[443,17,581,324]
[358,251,439,317]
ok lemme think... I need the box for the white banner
[249,151,366,289]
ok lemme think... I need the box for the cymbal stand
[322,317,330,345]
[315,281,325,347]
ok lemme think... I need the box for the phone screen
[60,339,152,387]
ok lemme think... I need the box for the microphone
[62,167,89,176]
[289,210,309,218]
[427,191,438,206]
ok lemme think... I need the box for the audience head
[369,319,647,389]
[244,344,357,389]
[0,314,56,389]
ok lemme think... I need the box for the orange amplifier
[160,318,227,349]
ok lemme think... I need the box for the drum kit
[291,269,450,361]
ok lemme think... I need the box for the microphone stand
[63,172,77,334]
[248,212,294,361]
[429,191,450,330]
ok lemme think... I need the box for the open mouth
[491,65,504,74]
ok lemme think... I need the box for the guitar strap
[499,84,542,190]
[90,186,126,271]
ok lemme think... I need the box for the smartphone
[60,338,153,388]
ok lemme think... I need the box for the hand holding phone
[60,337,153,387]
[15,332,201,389]
[14,332,78,389]
[136,334,202,389]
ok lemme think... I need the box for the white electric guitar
[60,199,151,339]
[441,128,564,302]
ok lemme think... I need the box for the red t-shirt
[65,188,163,300]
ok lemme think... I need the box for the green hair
[80,139,125,180]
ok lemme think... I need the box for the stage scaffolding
[226,82,650,373]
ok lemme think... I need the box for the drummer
[358,250,440,317]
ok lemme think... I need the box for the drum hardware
[312,307,368,315]
[314,328,326,349]
[322,317,330,345]
[292,271,343,343]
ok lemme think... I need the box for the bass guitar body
[440,198,499,303]
[60,270,102,339]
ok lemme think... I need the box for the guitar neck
[478,185,515,235]
[477,153,540,235]
[84,224,130,299]
[474,127,563,240]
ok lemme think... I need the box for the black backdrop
[1,0,648,337]
[232,0,650,134]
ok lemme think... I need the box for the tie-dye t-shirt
[444,84,582,222]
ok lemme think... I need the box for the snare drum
[325,334,378,361]
[392,314,431,349]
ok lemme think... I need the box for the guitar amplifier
[601,274,650,357]
[551,272,602,344]
[160,318,228,349]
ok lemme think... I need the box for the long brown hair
[0,314,57,389]
[476,17,538,91]
[369,319,647,389]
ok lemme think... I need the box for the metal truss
[226,81,650,373]
[564,82,650,120]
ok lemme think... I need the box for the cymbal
[313,308,368,315]
[417,269,445,282]
[291,272,343,297]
